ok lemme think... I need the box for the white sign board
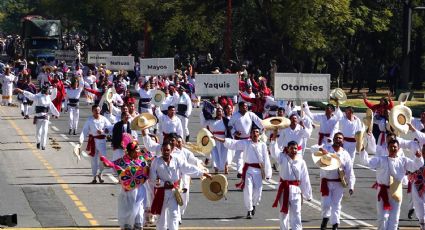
[195,74,239,96]
[87,51,112,64]
[54,50,77,62]
[274,73,330,101]
[106,56,135,70]
[140,58,174,75]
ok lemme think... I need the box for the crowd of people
[1,57,425,230]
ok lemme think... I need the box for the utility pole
[224,0,232,65]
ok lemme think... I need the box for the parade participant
[150,141,212,230]
[363,92,394,141]
[174,86,192,142]
[37,66,51,88]
[51,73,66,114]
[251,75,272,96]
[335,106,363,161]
[101,141,149,230]
[155,105,184,143]
[407,144,425,230]
[303,103,340,145]
[14,85,59,150]
[238,90,274,119]
[358,139,423,230]
[16,73,36,119]
[412,110,425,131]
[313,132,355,230]
[229,101,264,177]
[213,127,272,219]
[160,86,174,114]
[112,112,138,161]
[277,113,311,155]
[79,105,112,184]
[65,77,84,135]
[126,98,139,120]
[269,139,312,230]
[1,65,17,106]
[200,105,230,174]
[136,81,154,114]
[84,69,97,105]
[238,85,255,111]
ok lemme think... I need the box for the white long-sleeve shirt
[155,107,183,138]
[66,78,84,100]
[173,91,192,117]
[412,118,425,131]
[229,111,263,139]
[359,150,424,184]
[269,141,312,200]
[23,91,59,117]
[303,104,340,144]
[200,112,226,138]
[224,139,272,179]
[277,124,310,150]
[79,115,112,143]
[335,107,363,138]
[312,144,355,190]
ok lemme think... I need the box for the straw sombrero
[363,108,374,132]
[73,144,81,161]
[105,87,116,103]
[354,130,365,152]
[201,174,228,201]
[312,151,341,170]
[389,176,402,203]
[130,113,157,131]
[389,105,412,135]
[43,65,54,72]
[261,117,290,130]
[196,128,216,154]
[397,92,410,104]
[329,88,347,104]
[151,90,166,106]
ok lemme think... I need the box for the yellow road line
[1,109,99,226]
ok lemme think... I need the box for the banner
[140,58,174,75]
[87,51,112,64]
[54,50,77,62]
[106,56,135,70]
[274,73,330,101]
[195,74,239,96]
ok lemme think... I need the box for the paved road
[0,99,421,229]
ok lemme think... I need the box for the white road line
[51,126,59,131]
[106,173,119,183]
[265,219,279,221]
[69,141,76,147]
[355,163,376,172]
[216,219,233,222]
[60,134,69,140]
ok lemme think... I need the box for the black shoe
[36,143,40,149]
[73,130,76,135]
[41,147,45,150]
[332,223,338,230]
[179,221,182,225]
[252,206,256,216]
[98,175,104,183]
[408,208,415,219]
[185,135,190,142]
[246,211,252,219]
[321,217,329,230]
[69,129,72,135]
[21,111,24,116]
[204,158,209,165]
[237,173,242,178]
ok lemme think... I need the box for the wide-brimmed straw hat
[397,92,410,104]
[196,128,216,154]
[105,87,116,103]
[363,108,374,132]
[329,88,347,104]
[312,151,341,171]
[389,176,402,203]
[151,89,166,106]
[389,105,412,135]
[355,130,365,152]
[261,117,290,130]
[130,113,157,131]
[201,174,228,201]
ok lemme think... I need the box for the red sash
[151,180,179,215]
[235,163,261,190]
[320,178,341,196]
[272,178,300,213]
[86,135,106,157]
[372,182,391,211]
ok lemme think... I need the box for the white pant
[233,150,244,174]
[20,103,30,116]
[113,149,125,161]
[278,190,302,230]
[376,190,400,230]
[211,141,229,171]
[412,187,425,226]
[118,185,146,228]
[68,106,79,130]
[179,175,191,220]
[36,118,49,148]
[244,168,263,211]
[91,139,106,177]
[344,141,356,162]
[177,115,189,138]
[156,190,180,230]
[321,181,344,225]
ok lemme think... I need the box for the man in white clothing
[315,132,355,230]
[277,113,311,154]
[174,86,192,142]
[270,139,312,230]
[155,106,184,143]
[303,103,340,145]
[79,105,112,183]
[66,77,84,135]
[228,101,264,177]
[358,139,423,230]
[1,66,17,105]
[150,142,211,230]
[335,106,363,161]
[213,127,272,219]
[412,110,425,131]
